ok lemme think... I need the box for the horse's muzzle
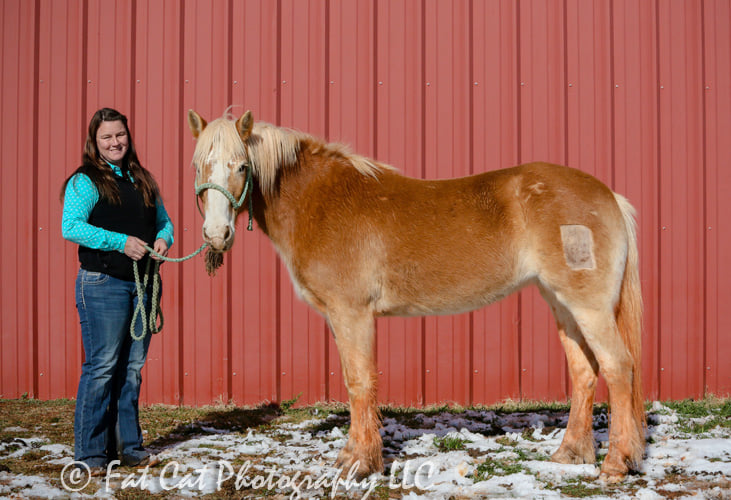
[203,225,234,252]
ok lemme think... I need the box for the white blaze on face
[201,157,236,250]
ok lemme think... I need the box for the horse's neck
[253,148,322,243]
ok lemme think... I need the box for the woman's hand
[151,238,169,261]
[124,236,149,261]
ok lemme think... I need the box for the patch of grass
[277,402,348,426]
[495,436,518,447]
[559,477,604,497]
[661,397,731,435]
[280,392,302,411]
[0,399,75,446]
[433,435,468,451]
[473,456,524,481]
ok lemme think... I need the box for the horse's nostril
[223,227,231,241]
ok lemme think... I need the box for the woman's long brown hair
[61,108,159,206]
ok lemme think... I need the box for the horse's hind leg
[327,308,382,478]
[541,293,599,465]
[569,307,642,482]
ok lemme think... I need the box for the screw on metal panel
[137,80,141,83]
[233,81,238,84]
[330,372,334,375]
[474,82,478,86]
[568,83,573,87]
[233,372,237,376]
[615,84,619,88]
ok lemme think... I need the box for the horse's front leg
[327,308,382,479]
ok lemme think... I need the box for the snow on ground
[0,402,728,499]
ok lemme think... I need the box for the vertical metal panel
[0,0,37,399]
[471,0,521,405]
[702,0,731,397]
[133,0,185,405]
[278,0,329,406]
[611,0,661,400]
[374,0,425,406]
[1,0,729,405]
[565,0,614,402]
[36,0,85,400]
[229,0,280,405]
[180,0,232,406]
[422,0,473,405]
[517,0,568,401]
[327,0,374,404]
[657,0,706,400]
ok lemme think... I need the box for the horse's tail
[613,193,645,466]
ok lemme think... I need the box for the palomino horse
[187,109,645,483]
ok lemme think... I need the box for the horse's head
[187,109,254,252]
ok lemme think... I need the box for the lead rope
[132,167,255,340]
[129,242,208,341]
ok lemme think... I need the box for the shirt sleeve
[61,173,128,252]
[155,198,174,248]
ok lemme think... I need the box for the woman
[61,108,174,472]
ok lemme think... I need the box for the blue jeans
[74,268,153,467]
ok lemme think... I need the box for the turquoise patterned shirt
[62,163,174,252]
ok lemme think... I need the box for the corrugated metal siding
[1,0,729,406]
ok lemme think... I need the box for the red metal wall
[1,0,729,406]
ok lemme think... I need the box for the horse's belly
[375,279,522,318]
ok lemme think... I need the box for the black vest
[78,175,157,281]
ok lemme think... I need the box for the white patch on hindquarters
[560,225,596,270]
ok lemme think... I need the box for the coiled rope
[130,242,208,341]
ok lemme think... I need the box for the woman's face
[96,120,128,165]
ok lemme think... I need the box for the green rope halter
[194,165,255,231]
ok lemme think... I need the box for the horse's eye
[238,162,248,173]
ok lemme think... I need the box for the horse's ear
[188,110,207,139]
[236,110,254,140]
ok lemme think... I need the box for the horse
[186,109,645,483]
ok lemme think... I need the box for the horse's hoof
[335,447,383,480]
[599,454,628,483]
[598,470,626,484]
[551,446,595,465]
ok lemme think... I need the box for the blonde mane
[193,116,390,196]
